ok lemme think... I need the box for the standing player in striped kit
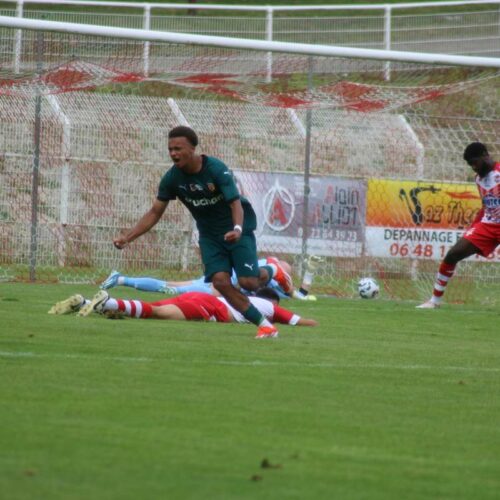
[417,142,500,308]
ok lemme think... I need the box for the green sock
[260,265,274,284]
[242,303,265,326]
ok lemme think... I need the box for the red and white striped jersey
[475,162,500,224]
[217,296,301,325]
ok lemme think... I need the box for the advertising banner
[236,171,367,256]
[365,179,499,262]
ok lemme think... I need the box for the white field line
[0,351,151,363]
[214,360,500,372]
[0,351,498,372]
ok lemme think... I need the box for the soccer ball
[357,277,380,299]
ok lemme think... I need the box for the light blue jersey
[101,257,289,298]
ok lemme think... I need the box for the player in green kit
[112,126,292,338]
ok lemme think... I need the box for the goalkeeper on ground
[100,255,322,301]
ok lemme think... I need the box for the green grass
[1,283,499,499]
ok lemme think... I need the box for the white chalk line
[215,360,500,372]
[0,351,498,372]
[0,351,151,363]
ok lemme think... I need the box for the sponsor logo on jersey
[185,194,224,207]
[483,194,500,208]
[190,183,204,192]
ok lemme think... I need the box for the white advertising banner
[236,171,367,257]
[365,179,500,262]
[366,227,500,262]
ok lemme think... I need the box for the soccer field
[1,283,499,499]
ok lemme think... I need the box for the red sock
[116,299,153,318]
[140,303,153,318]
[432,262,456,299]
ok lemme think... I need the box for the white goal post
[2,15,500,68]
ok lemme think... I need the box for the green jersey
[157,155,257,238]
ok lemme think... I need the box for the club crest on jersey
[263,180,295,231]
[207,183,216,192]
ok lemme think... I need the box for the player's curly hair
[463,142,488,162]
[168,126,199,147]
[255,287,280,304]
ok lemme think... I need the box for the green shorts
[199,233,260,282]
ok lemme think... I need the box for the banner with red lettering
[364,178,500,262]
[235,171,366,256]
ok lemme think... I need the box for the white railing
[4,0,500,77]
[3,14,500,67]
[7,1,500,47]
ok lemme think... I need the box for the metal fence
[1,90,498,301]
[3,0,500,76]
[0,8,498,303]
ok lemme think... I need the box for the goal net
[0,17,498,303]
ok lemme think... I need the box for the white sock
[302,271,313,287]
[102,298,119,312]
[259,318,273,328]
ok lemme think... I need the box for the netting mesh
[0,25,498,303]
[1,29,498,104]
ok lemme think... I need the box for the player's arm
[212,162,244,243]
[468,180,485,227]
[295,317,318,327]
[114,199,168,249]
[470,207,484,227]
[224,198,244,243]
[272,304,317,327]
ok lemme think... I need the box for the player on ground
[99,255,322,301]
[112,126,292,338]
[417,142,500,308]
[48,287,318,335]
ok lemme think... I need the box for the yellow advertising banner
[366,179,482,229]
